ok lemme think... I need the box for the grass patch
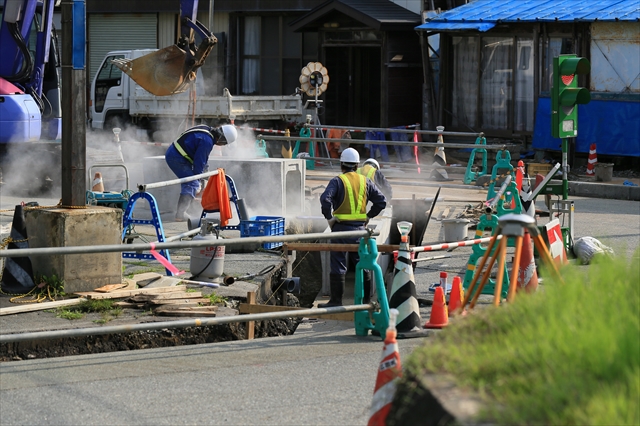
[403,250,640,425]
[207,292,226,305]
[56,308,83,320]
[55,300,123,323]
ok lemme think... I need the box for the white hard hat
[364,158,379,169]
[218,124,238,145]
[340,147,360,165]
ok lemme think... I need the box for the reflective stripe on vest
[334,172,368,221]
[357,164,376,181]
[172,129,211,164]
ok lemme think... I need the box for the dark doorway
[323,46,381,127]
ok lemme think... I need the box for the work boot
[175,194,194,222]
[318,274,344,308]
[362,271,372,304]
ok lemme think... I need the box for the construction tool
[111,1,216,96]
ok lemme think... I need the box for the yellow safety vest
[172,129,211,164]
[333,172,368,221]
[357,164,376,181]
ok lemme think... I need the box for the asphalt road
[0,172,638,425]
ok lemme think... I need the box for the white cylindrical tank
[190,219,225,281]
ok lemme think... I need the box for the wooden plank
[94,283,127,293]
[145,298,210,306]
[0,298,87,316]
[111,301,143,309]
[284,243,402,253]
[155,305,217,312]
[238,303,354,322]
[129,292,203,302]
[155,306,218,317]
[245,292,256,340]
[74,285,187,300]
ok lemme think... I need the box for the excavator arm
[111,0,216,96]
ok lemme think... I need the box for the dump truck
[89,49,304,140]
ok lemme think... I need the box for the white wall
[590,22,640,93]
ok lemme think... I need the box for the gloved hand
[195,180,203,195]
[327,217,337,228]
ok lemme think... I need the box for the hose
[1,22,34,83]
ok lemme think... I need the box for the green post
[354,237,389,337]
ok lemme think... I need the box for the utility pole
[60,0,86,206]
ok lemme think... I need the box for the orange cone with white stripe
[586,143,597,176]
[517,231,538,293]
[368,309,402,426]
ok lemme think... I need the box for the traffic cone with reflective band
[586,143,597,176]
[517,231,538,293]
[368,309,402,426]
[1,205,35,293]
[431,126,448,181]
[389,231,422,332]
[448,276,464,316]
[424,286,448,328]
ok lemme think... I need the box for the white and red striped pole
[409,235,503,254]
[586,143,597,176]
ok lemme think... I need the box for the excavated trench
[0,251,323,362]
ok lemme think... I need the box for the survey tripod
[460,214,563,311]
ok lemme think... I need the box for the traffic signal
[551,54,591,138]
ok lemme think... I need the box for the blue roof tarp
[533,98,640,157]
[416,0,640,31]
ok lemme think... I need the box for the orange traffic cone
[368,309,402,426]
[424,286,448,328]
[517,231,539,293]
[586,143,597,176]
[448,276,464,316]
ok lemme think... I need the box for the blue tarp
[532,97,640,157]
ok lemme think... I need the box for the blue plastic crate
[239,216,285,249]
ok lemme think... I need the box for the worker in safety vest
[357,158,393,200]
[319,148,387,307]
[165,124,238,221]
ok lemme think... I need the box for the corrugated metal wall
[590,22,640,93]
[88,14,157,81]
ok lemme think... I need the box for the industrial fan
[299,62,329,97]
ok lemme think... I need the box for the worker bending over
[357,158,393,200]
[319,148,387,307]
[165,124,238,221]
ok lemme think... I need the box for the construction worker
[319,148,387,307]
[165,124,238,221]
[357,158,393,200]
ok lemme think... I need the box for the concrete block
[25,207,123,293]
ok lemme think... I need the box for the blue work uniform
[165,125,216,198]
[320,172,387,275]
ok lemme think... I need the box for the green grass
[404,250,640,425]
[55,299,123,323]
[56,308,83,320]
[206,292,226,305]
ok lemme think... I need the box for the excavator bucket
[111,46,195,96]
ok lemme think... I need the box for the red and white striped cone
[388,231,422,333]
[586,143,597,176]
[368,309,402,426]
